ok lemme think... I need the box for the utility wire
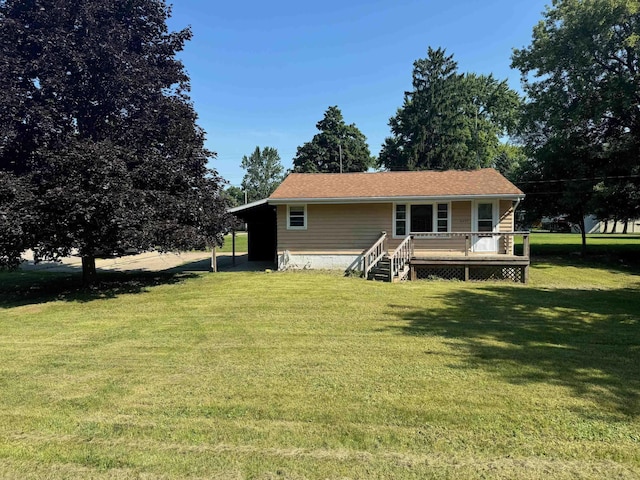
[515,174,640,185]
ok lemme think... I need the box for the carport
[227,199,277,263]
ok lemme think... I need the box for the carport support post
[232,229,236,266]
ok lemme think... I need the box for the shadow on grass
[387,285,640,418]
[531,254,640,276]
[0,270,199,309]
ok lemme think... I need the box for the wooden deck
[364,231,531,283]
[409,254,530,283]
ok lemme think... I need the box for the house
[228,169,530,282]
[585,215,640,234]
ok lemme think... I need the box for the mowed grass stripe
[0,248,639,478]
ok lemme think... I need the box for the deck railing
[411,231,530,257]
[363,231,387,278]
[389,235,414,281]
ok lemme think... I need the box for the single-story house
[229,169,530,282]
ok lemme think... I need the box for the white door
[473,202,498,253]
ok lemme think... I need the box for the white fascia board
[268,194,524,205]
[227,198,269,214]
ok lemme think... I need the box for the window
[394,203,449,236]
[395,204,407,235]
[410,205,433,233]
[437,203,449,232]
[287,205,306,230]
[477,203,494,232]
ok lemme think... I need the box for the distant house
[585,216,640,234]
[229,169,530,282]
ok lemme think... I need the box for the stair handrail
[363,231,387,278]
[389,235,414,281]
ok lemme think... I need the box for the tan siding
[278,200,510,256]
[499,200,514,232]
[411,238,466,255]
[499,200,515,254]
[277,203,392,253]
[389,201,470,254]
[451,201,471,232]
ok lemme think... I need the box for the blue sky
[166,0,549,187]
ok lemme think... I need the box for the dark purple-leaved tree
[0,0,230,284]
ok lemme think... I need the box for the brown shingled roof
[269,169,523,200]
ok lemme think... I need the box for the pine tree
[293,106,373,173]
[380,48,520,171]
[240,146,284,203]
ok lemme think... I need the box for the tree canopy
[0,0,229,283]
[240,146,284,203]
[224,186,246,208]
[512,0,640,249]
[379,47,521,171]
[293,106,373,173]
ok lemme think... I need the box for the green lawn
[217,232,248,253]
[0,247,639,478]
[526,232,640,261]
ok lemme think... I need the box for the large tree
[240,146,284,203]
[224,185,246,207]
[293,106,373,173]
[379,47,521,171]
[512,0,640,251]
[0,0,229,283]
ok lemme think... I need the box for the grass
[217,232,248,253]
[0,240,639,478]
[527,232,640,261]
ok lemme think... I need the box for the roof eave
[227,198,269,214]
[268,193,525,205]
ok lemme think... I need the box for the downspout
[513,197,523,230]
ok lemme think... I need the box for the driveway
[19,250,263,273]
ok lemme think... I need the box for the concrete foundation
[277,251,363,271]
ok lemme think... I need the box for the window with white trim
[394,203,449,236]
[437,203,449,232]
[395,204,407,235]
[477,203,494,232]
[287,205,306,230]
[411,205,433,233]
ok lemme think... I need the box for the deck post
[523,233,530,258]
[464,265,469,281]
[523,265,529,284]
[465,235,470,256]
[410,264,416,281]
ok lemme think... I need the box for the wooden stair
[367,255,391,281]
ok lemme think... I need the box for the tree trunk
[602,219,608,234]
[578,215,587,257]
[82,255,97,286]
[623,221,628,234]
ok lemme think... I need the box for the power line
[515,174,640,185]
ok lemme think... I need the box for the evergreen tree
[293,106,373,173]
[380,47,521,171]
[240,146,284,203]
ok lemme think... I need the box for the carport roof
[227,198,268,214]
